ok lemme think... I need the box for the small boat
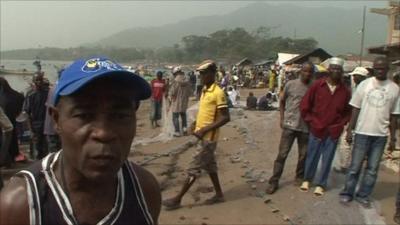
[0,68,36,76]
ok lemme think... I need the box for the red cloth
[151,79,165,101]
[300,78,351,140]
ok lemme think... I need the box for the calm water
[0,59,71,93]
[0,59,164,94]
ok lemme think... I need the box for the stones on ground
[179,216,186,220]
[230,155,241,163]
[263,197,271,204]
[251,184,257,189]
[270,206,280,213]
[283,215,290,221]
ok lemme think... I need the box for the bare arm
[345,107,360,144]
[0,177,30,225]
[131,163,161,225]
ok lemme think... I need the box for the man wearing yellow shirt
[162,60,230,210]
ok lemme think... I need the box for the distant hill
[95,2,386,55]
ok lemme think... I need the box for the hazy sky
[0,1,387,51]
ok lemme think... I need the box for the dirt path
[2,88,398,224]
[133,88,398,225]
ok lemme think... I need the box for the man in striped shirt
[0,57,161,225]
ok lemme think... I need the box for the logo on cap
[81,58,122,73]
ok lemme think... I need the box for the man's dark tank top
[16,152,154,225]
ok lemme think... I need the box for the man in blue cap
[0,57,161,225]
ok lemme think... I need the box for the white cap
[349,67,369,77]
[329,57,345,67]
[172,66,182,74]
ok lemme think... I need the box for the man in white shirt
[339,57,400,208]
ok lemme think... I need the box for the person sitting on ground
[258,93,272,111]
[0,57,161,225]
[246,92,258,110]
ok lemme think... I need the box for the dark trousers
[172,112,187,133]
[32,125,47,159]
[396,185,400,211]
[269,128,309,185]
[46,135,61,153]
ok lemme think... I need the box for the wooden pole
[359,6,366,66]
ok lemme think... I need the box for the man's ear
[49,106,61,134]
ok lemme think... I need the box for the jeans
[150,100,162,121]
[340,134,387,200]
[269,128,309,185]
[303,133,338,188]
[172,112,187,133]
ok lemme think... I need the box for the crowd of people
[0,55,399,225]
[264,56,400,224]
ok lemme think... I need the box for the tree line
[1,27,318,64]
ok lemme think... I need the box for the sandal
[204,195,225,205]
[314,186,324,196]
[299,181,310,192]
[162,198,182,210]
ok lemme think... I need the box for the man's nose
[90,119,117,142]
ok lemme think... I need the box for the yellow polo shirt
[195,83,228,141]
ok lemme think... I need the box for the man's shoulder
[0,176,30,224]
[386,79,400,92]
[211,84,225,95]
[285,79,303,89]
[286,79,297,86]
[127,161,159,187]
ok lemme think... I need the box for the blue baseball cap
[52,57,151,105]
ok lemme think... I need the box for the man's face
[373,59,389,81]
[51,79,137,180]
[200,70,215,85]
[33,75,44,88]
[328,64,343,81]
[353,74,366,85]
[300,64,313,82]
